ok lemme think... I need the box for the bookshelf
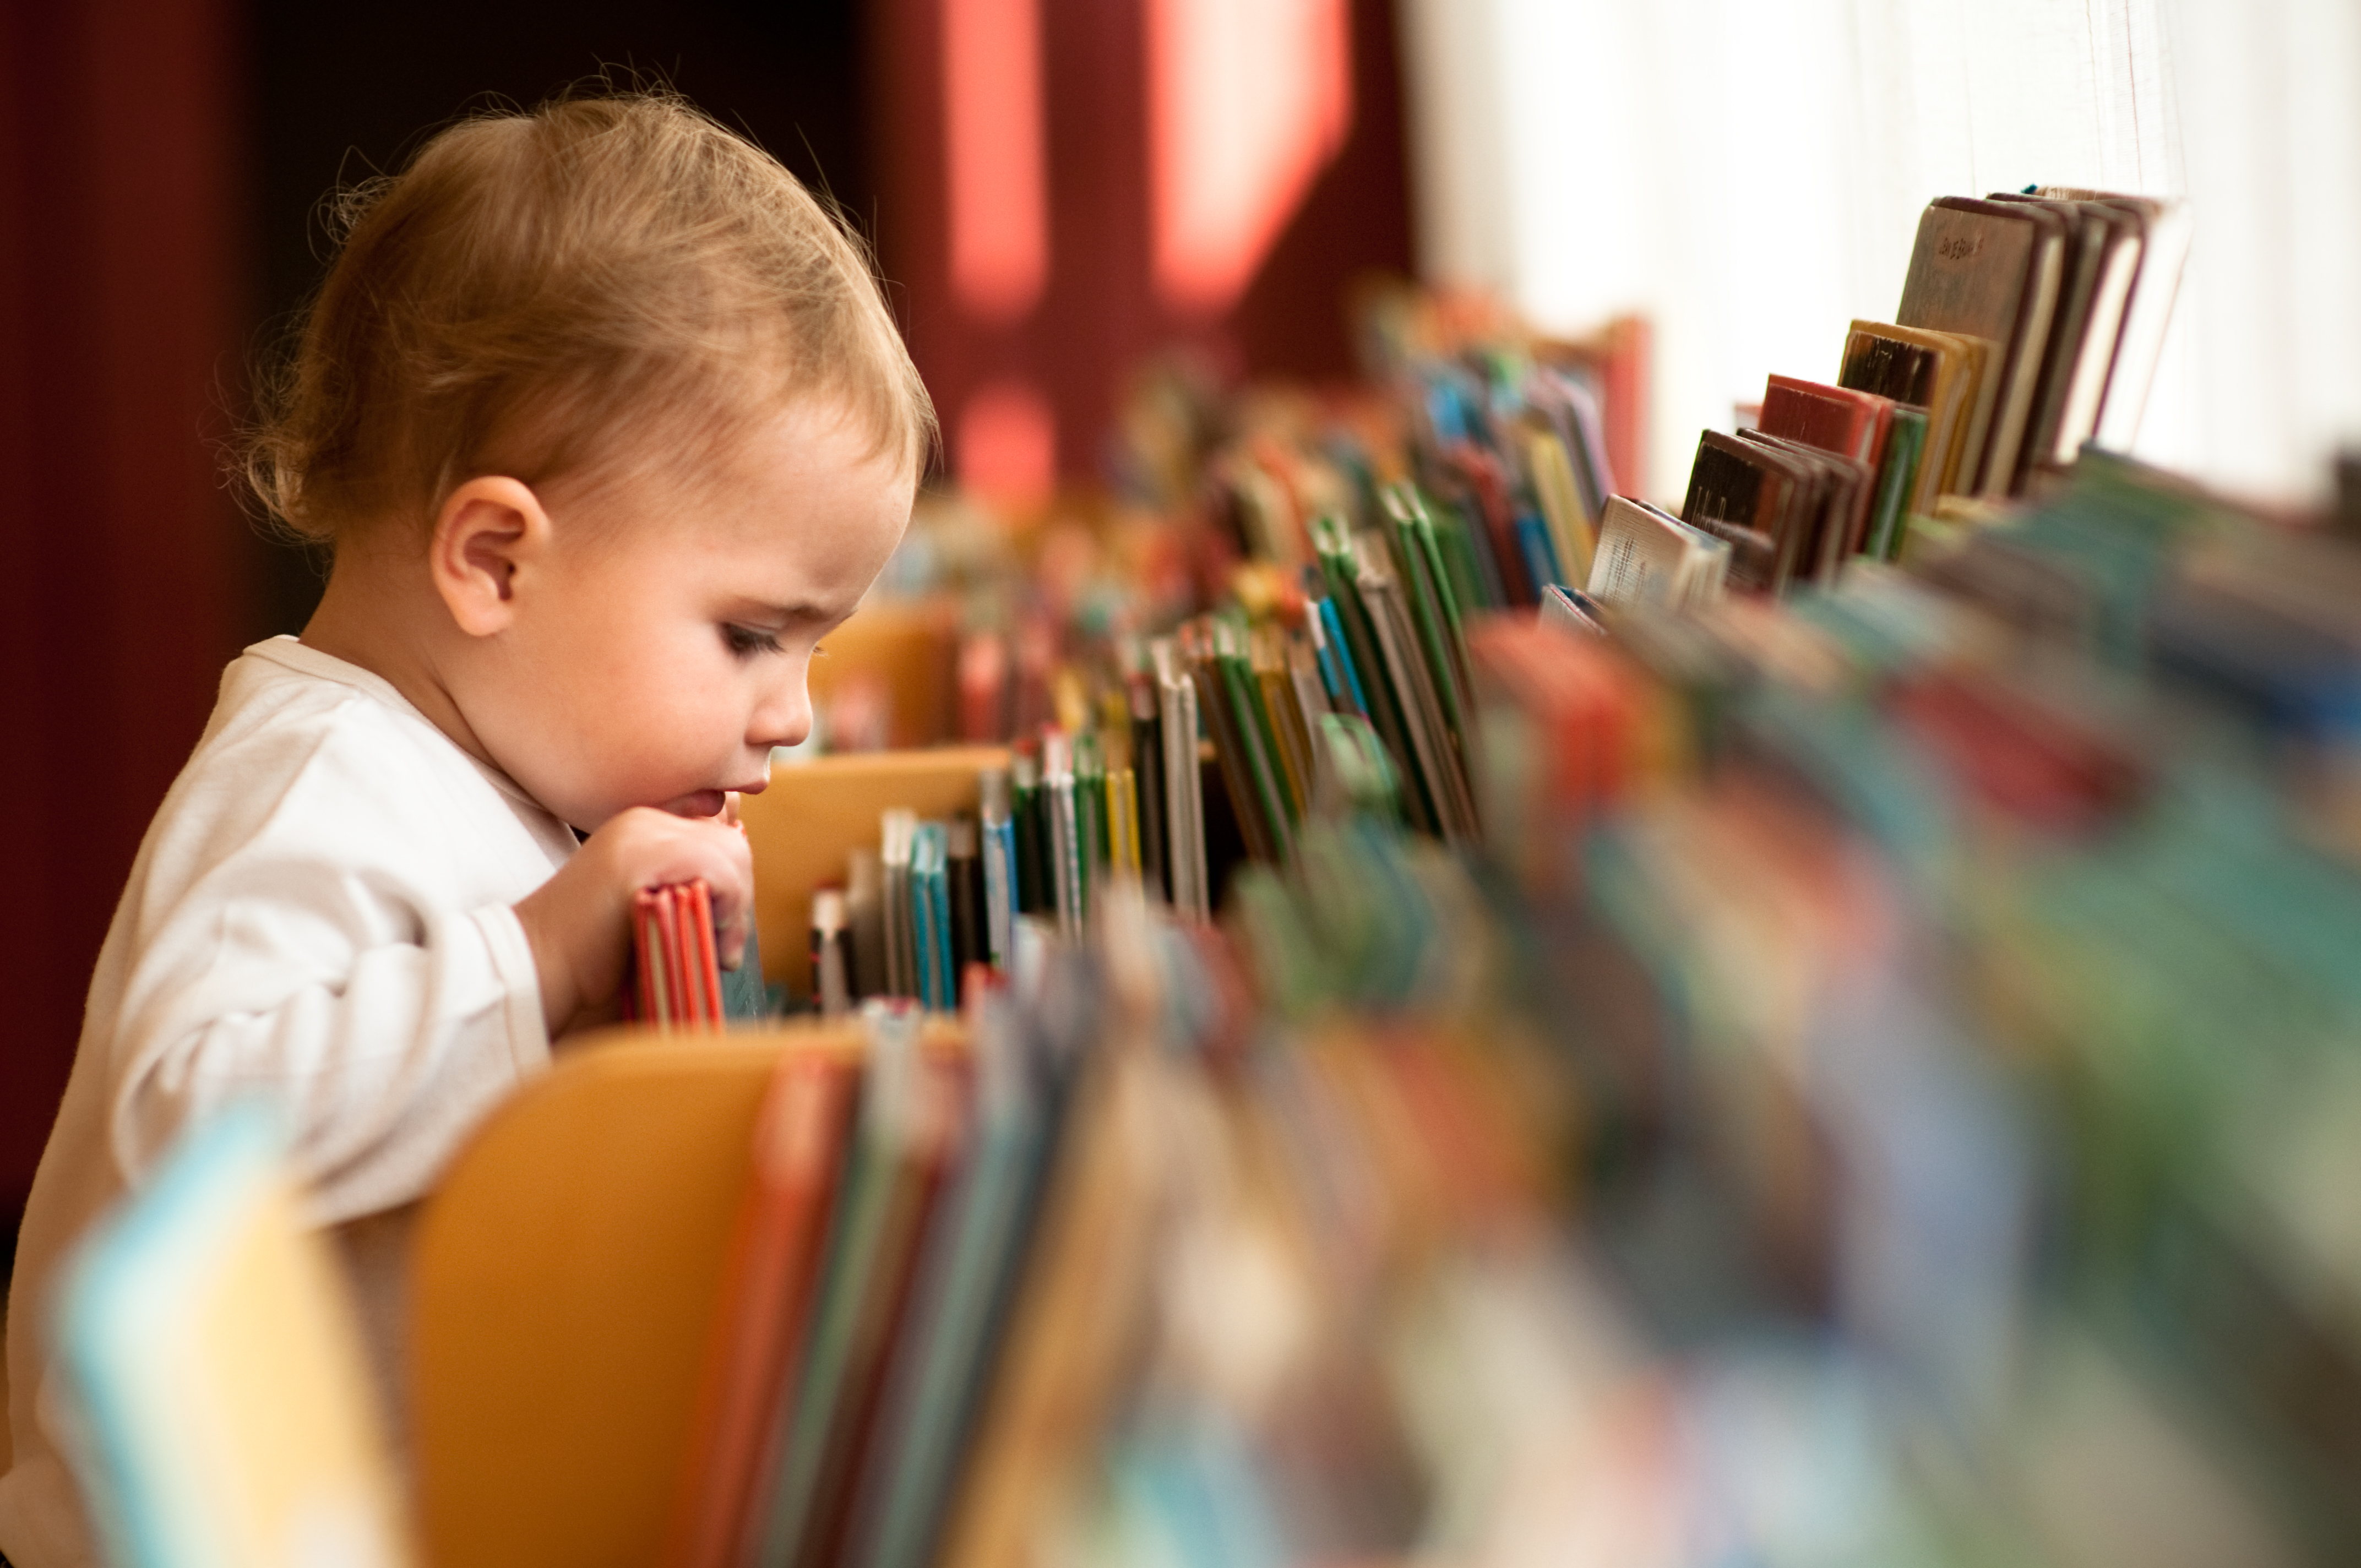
[409,1021,967,1568]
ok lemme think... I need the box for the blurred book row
[41,188,2361,1568]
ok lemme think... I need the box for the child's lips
[665,790,729,819]
[662,782,766,820]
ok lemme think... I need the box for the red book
[661,1052,859,1568]
[1761,375,1890,467]
[627,881,726,1028]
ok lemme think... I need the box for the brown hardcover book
[1989,194,2144,478]
[661,1052,858,1568]
[2037,187,2190,451]
[1742,431,1873,580]
[1897,198,2065,497]
[1681,431,1805,592]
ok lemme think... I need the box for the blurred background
[3,0,2357,1290]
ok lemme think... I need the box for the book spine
[1129,692,1169,902]
[1312,596,1369,717]
[811,890,852,1019]
[980,771,1016,971]
[945,820,984,1005]
[1218,639,1297,859]
[882,810,917,1000]
[1010,760,1046,917]
[1514,511,1564,595]
[915,827,952,1012]
[1044,736,1082,938]
[1316,532,1435,836]
[846,850,886,1000]
[1073,737,1105,922]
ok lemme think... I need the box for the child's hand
[513,805,755,1037]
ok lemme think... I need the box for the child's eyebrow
[725,597,837,625]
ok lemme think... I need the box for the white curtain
[1396,0,2361,507]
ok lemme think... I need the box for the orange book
[660,1050,859,1568]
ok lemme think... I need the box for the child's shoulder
[200,637,459,778]
[168,636,551,857]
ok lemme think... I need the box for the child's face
[466,399,913,830]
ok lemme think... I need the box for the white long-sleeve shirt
[0,636,575,1566]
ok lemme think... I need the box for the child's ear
[429,477,550,638]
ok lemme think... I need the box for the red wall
[868,0,1413,483]
[0,0,251,1218]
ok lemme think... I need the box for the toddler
[0,90,932,1566]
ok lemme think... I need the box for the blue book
[980,769,1018,971]
[840,995,1076,1568]
[1314,596,1371,718]
[911,821,953,1011]
[1514,507,1566,590]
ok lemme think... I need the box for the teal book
[840,998,1076,1568]
[50,1102,415,1568]
[910,822,952,1011]
[750,1005,934,1568]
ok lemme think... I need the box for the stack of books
[1656,190,2189,596]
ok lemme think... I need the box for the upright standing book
[1897,197,2066,497]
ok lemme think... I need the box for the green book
[1380,484,1472,743]
[1313,515,1438,836]
[1072,729,1106,919]
[1212,619,1298,860]
[752,1006,924,1568]
[1426,498,1493,614]
[1868,406,1930,560]
[1010,751,1046,916]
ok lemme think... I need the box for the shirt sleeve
[109,892,552,1226]
[99,721,561,1226]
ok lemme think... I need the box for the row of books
[1585,189,2190,611]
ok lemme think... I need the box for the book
[910,821,953,1012]
[2037,187,2190,452]
[946,817,988,1004]
[1152,638,1213,921]
[1740,429,1874,578]
[747,1004,959,1568]
[1865,406,1929,559]
[810,890,854,1020]
[978,770,1018,968]
[1679,431,1805,591]
[51,1102,414,1568]
[628,880,726,1028]
[879,811,918,1000]
[1760,374,1889,467]
[1313,514,1435,836]
[1124,676,1170,903]
[1042,732,1084,936]
[1841,320,1987,509]
[1897,197,2066,496]
[663,1052,858,1568]
[1589,494,1731,608]
[1009,750,1047,918]
[846,850,887,1001]
[1988,193,2142,474]
[1353,533,1479,843]
[839,996,1076,1568]
[1539,582,1611,638]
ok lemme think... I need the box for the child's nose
[749,669,813,753]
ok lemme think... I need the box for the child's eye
[723,624,785,657]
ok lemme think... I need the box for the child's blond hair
[246,88,934,542]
